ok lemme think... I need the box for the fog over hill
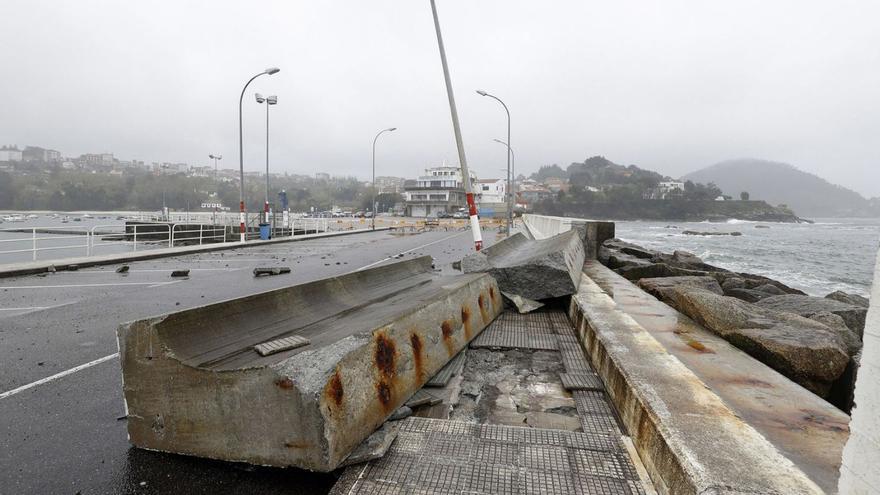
[683,159,877,218]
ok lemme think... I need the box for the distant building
[315,172,331,181]
[153,162,187,174]
[22,146,62,162]
[374,176,406,194]
[404,165,476,217]
[517,183,553,209]
[80,153,115,167]
[476,178,506,204]
[542,177,568,193]
[644,180,685,200]
[189,166,213,177]
[0,145,23,162]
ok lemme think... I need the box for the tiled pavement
[331,309,648,495]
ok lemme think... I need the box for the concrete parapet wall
[522,214,614,259]
[839,251,880,494]
[568,261,825,494]
[117,257,502,472]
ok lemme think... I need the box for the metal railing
[0,217,334,264]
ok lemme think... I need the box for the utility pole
[429,0,482,251]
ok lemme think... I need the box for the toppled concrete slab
[461,231,585,300]
[117,256,502,472]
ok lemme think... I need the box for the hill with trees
[683,159,877,218]
[533,156,801,222]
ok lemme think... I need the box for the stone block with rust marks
[116,256,502,472]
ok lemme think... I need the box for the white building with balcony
[404,165,477,217]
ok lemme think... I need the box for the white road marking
[148,280,183,288]
[0,353,118,400]
[0,231,463,396]
[66,268,243,273]
[0,281,179,290]
[355,231,469,271]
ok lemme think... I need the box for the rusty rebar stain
[410,332,425,383]
[441,320,456,355]
[275,377,294,390]
[478,293,490,324]
[376,381,392,408]
[461,306,472,339]
[327,371,344,407]
[686,340,713,353]
[374,333,397,377]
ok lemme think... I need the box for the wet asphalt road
[0,228,500,495]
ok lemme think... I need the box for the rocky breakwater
[600,239,868,412]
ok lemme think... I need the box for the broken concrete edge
[116,260,503,472]
[0,227,390,279]
[521,213,614,259]
[462,230,585,301]
[567,272,826,494]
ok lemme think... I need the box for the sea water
[615,218,880,297]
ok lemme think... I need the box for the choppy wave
[615,219,880,297]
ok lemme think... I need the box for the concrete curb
[0,227,390,279]
[569,263,826,494]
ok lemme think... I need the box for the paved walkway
[331,309,650,494]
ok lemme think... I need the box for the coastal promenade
[0,228,493,494]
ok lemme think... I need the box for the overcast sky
[2,1,879,196]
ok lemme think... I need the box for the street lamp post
[477,90,512,233]
[429,0,482,251]
[209,154,222,177]
[493,139,515,228]
[256,93,278,224]
[238,67,280,243]
[371,127,397,230]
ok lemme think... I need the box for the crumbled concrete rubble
[461,231,585,301]
[502,291,545,314]
[253,266,291,276]
[449,348,580,431]
[339,421,401,467]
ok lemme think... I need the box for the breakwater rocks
[600,238,868,412]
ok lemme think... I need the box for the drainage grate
[331,417,641,495]
[560,372,605,391]
[489,311,556,334]
[573,391,616,416]
[424,350,466,387]
[470,330,559,350]
[578,411,622,436]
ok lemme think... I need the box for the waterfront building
[404,165,477,217]
[0,145,23,162]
